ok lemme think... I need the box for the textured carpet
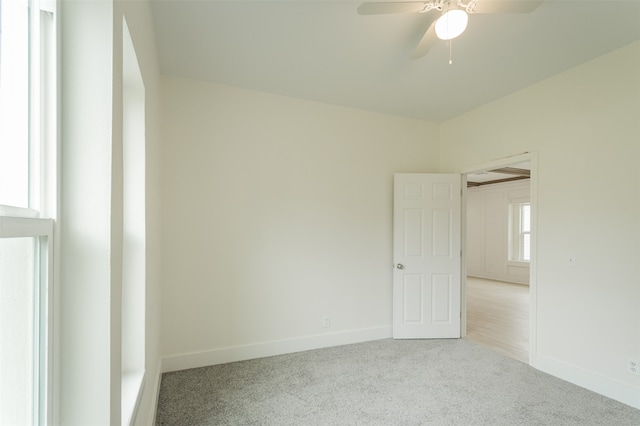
[155,339,640,425]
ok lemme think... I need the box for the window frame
[0,0,57,424]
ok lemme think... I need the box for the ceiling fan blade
[410,20,437,59]
[357,2,428,15]
[472,0,544,14]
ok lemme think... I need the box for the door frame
[459,152,537,365]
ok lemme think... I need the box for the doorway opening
[461,155,535,364]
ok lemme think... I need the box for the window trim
[0,216,52,238]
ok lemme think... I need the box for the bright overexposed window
[0,221,53,425]
[509,202,531,262]
[121,17,146,426]
[0,0,30,209]
[0,1,57,425]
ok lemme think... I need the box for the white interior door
[393,174,461,339]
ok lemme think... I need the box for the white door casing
[393,174,461,339]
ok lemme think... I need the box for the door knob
[396,263,404,270]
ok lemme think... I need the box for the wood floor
[465,276,529,363]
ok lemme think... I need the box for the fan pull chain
[449,40,453,64]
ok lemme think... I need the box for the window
[0,1,56,425]
[121,17,146,426]
[0,0,30,209]
[0,219,53,425]
[509,202,531,262]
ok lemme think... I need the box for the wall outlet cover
[322,316,331,328]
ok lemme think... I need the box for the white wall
[160,77,440,370]
[440,41,640,408]
[466,180,530,284]
[59,0,162,424]
[60,1,115,422]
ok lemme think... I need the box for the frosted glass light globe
[435,9,468,40]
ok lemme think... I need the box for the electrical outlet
[322,316,331,328]
[628,359,640,375]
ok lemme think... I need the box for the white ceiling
[150,0,640,122]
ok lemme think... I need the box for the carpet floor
[155,339,640,425]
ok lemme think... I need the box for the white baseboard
[161,325,392,373]
[145,368,162,426]
[532,353,640,409]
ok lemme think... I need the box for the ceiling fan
[358,0,544,59]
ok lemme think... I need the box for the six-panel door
[393,174,462,339]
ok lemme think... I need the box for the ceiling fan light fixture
[435,9,468,40]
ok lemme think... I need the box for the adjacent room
[1,0,638,424]
[465,164,531,363]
